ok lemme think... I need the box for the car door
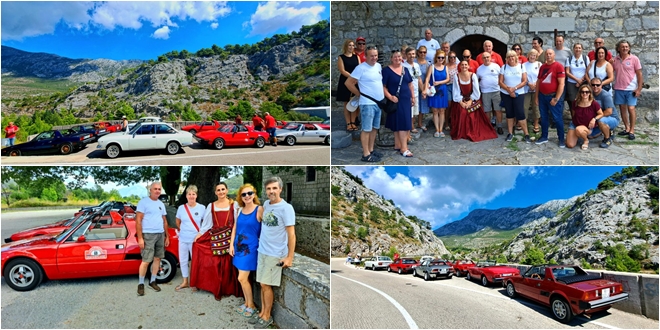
[128,124,156,150]
[517,266,544,301]
[56,221,126,275]
[30,132,58,155]
[302,124,322,143]
[155,124,177,147]
[231,125,252,146]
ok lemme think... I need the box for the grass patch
[1,76,79,98]
[623,140,658,146]
[506,138,520,151]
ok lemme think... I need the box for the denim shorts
[360,104,381,132]
[568,122,592,134]
[613,90,637,106]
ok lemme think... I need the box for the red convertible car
[452,260,475,277]
[466,261,520,287]
[1,207,179,291]
[193,123,268,150]
[5,201,134,243]
[387,257,420,274]
[181,120,222,134]
[503,265,629,323]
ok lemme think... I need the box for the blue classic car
[1,130,94,156]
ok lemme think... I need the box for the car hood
[569,279,620,291]
[98,131,128,142]
[2,235,58,251]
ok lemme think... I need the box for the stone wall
[252,253,330,328]
[297,215,331,261]
[331,1,659,121]
[262,167,330,216]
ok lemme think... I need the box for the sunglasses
[357,42,366,45]
[241,191,255,197]
[437,56,445,59]
[580,90,591,94]
[591,84,601,87]
[513,48,521,50]
[418,51,427,53]
[463,55,471,58]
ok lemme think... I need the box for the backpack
[569,54,589,68]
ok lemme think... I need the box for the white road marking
[332,273,419,329]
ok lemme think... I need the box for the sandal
[361,154,379,162]
[191,287,198,292]
[533,127,540,133]
[411,129,419,133]
[243,307,257,318]
[401,150,413,157]
[421,125,428,132]
[434,132,440,138]
[581,143,589,150]
[175,284,190,292]
[346,122,357,131]
[236,304,247,314]
[439,132,445,138]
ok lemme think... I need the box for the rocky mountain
[434,198,578,237]
[331,167,449,257]
[1,46,142,82]
[503,171,659,269]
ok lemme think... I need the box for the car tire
[324,136,330,145]
[59,143,73,155]
[398,268,402,275]
[166,141,180,155]
[8,149,21,156]
[147,253,178,284]
[189,129,197,135]
[424,272,430,281]
[285,135,296,146]
[371,264,376,271]
[506,282,517,298]
[3,258,43,291]
[255,137,266,148]
[213,138,225,150]
[447,273,453,279]
[106,144,121,159]
[551,297,574,323]
[467,272,472,280]
[455,270,462,277]
[481,276,489,287]
[387,266,391,272]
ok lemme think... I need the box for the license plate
[99,129,106,133]
[440,269,447,273]
[502,273,512,277]
[602,288,610,298]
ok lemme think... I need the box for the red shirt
[572,100,601,127]
[4,125,18,138]
[518,55,528,64]
[252,115,263,127]
[265,115,276,129]
[538,61,566,95]
[476,52,504,67]
[588,50,612,62]
[458,59,480,73]
[355,51,366,64]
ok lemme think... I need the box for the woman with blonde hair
[337,39,361,131]
[416,46,432,131]
[174,185,206,292]
[424,49,450,137]
[566,84,604,149]
[230,183,264,317]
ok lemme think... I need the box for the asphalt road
[330,258,659,329]
[0,141,330,165]
[0,209,256,328]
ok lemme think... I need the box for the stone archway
[451,34,508,63]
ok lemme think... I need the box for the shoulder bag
[427,65,436,97]
[209,203,233,255]
[383,68,406,114]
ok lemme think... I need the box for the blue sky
[1,1,329,61]
[343,166,626,230]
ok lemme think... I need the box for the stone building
[262,166,330,216]
[331,1,659,122]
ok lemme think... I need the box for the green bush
[331,185,341,196]
[357,227,368,240]
[605,244,641,272]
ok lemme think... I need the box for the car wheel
[467,272,472,280]
[387,266,391,272]
[213,138,225,150]
[447,273,453,278]
[398,268,402,275]
[8,149,21,156]
[371,264,376,271]
[285,135,296,146]
[455,270,462,277]
[189,129,197,135]
[3,258,43,291]
[106,144,121,159]
[324,136,330,145]
[481,276,489,287]
[148,253,178,284]
[506,282,517,298]
[59,143,73,155]
[424,272,430,281]
[166,141,180,155]
[551,297,574,323]
[255,137,266,148]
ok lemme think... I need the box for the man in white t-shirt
[135,182,169,296]
[250,177,296,329]
[403,47,423,132]
[345,47,384,162]
[416,29,440,63]
[476,52,505,134]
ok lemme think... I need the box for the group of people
[337,30,644,161]
[251,112,279,146]
[136,178,295,329]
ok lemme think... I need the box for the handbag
[426,64,436,96]
[465,101,482,113]
[209,203,232,255]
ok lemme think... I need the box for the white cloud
[152,26,171,40]
[210,22,219,29]
[348,166,526,228]
[1,1,231,41]
[245,1,325,36]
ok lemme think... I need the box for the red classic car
[5,202,135,243]
[1,208,179,291]
[181,120,222,134]
[95,121,122,133]
[387,257,420,274]
[193,123,268,150]
[465,261,520,287]
[503,265,629,323]
[452,260,475,277]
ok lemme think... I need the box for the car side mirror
[77,235,86,243]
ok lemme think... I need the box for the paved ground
[330,258,659,329]
[331,108,659,165]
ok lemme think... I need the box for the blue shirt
[593,89,619,121]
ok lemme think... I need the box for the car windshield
[378,256,392,261]
[219,124,235,133]
[551,266,578,277]
[430,261,446,266]
[128,123,143,134]
[477,261,497,267]
[55,213,88,242]
[282,123,301,130]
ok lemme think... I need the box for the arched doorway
[451,35,508,63]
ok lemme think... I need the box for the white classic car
[126,116,164,130]
[275,123,330,146]
[96,122,193,158]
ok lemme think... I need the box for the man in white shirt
[477,52,505,134]
[135,182,170,296]
[416,29,440,63]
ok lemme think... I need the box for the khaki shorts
[482,91,502,112]
[141,233,165,262]
[256,252,283,286]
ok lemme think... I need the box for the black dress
[336,54,360,102]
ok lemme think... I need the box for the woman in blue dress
[424,49,450,137]
[229,183,263,318]
[383,50,415,157]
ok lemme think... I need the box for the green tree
[242,166,263,197]
[160,167,182,206]
[605,244,641,272]
[524,247,546,265]
[357,226,368,240]
[41,187,58,202]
